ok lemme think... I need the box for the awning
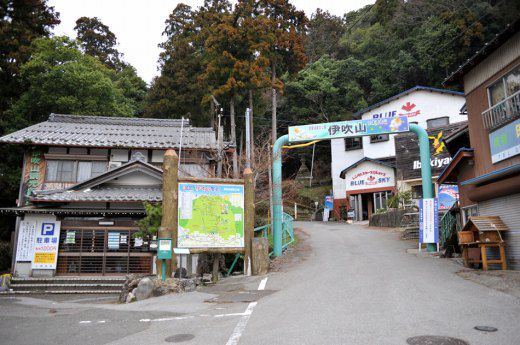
[461,163,520,186]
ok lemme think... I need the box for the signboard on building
[343,160,395,192]
[16,221,37,262]
[32,221,61,269]
[394,124,464,180]
[489,118,520,163]
[289,117,409,142]
[371,101,422,119]
[178,182,244,248]
[419,198,438,244]
[438,185,459,210]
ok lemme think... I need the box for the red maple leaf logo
[367,176,375,181]
[401,102,416,112]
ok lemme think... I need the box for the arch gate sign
[272,116,435,256]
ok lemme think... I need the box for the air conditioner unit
[108,161,122,170]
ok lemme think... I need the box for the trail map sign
[178,182,245,248]
[288,116,409,142]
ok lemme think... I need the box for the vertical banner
[419,198,439,244]
[324,196,333,210]
[32,221,61,269]
[16,221,37,262]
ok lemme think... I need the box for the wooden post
[158,149,179,279]
[244,168,254,275]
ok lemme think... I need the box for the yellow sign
[33,252,56,265]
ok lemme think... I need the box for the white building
[330,86,465,220]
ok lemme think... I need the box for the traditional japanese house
[0,113,219,277]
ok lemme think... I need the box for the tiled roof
[32,185,162,202]
[0,113,217,150]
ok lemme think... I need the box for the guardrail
[254,212,295,257]
[227,212,295,276]
[482,90,520,131]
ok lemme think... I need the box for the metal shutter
[479,193,520,270]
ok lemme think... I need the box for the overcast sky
[48,0,374,84]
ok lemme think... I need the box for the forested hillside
[0,0,519,247]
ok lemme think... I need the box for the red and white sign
[344,161,395,192]
[398,102,421,117]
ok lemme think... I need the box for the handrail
[254,212,294,257]
[482,89,520,131]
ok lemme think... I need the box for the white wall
[331,89,465,200]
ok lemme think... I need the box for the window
[488,65,520,106]
[345,137,363,151]
[370,134,389,143]
[411,184,434,199]
[461,204,478,227]
[46,160,107,183]
[427,117,449,129]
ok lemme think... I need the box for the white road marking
[97,320,106,324]
[258,277,268,291]
[79,321,92,324]
[225,277,268,345]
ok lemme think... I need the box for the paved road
[1,222,519,345]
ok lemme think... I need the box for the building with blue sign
[330,86,465,221]
[440,20,520,270]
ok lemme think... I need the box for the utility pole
[230,97,239,179]
[178,117,185,173]
[248,90,255,168]
[217,110,223,178]
[309,142,316,187]
[245,108,251,169]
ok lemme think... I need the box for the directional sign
[288,116,410,142]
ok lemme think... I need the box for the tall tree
[256,0,307,143]
[306,9,345,63]
[0,0,60,132]
[144,4,209,125]
[6,36,138,131]
[74,16,123,70]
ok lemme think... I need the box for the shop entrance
[350,191,391,221]
[56,219,153,276]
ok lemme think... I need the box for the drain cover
[474,326,498,332]
[165,334,195,343]
[406,336,469,345]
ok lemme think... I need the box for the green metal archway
[272,121,435,257]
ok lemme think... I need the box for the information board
[288,116,409,142]
[32,221,61,269]
[16,221,37,262]
[178,182,244,248]
[419,198,438,244]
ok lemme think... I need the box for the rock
[135,277,154,301]
[126,292,136,303]
[252,238,270,275]
[179,278,196,292]
[174,267,187,278]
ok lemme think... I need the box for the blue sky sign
[288,116,410,142]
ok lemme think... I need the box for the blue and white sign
[32,221,61,269]
[324,196,333,210]
[288,117,409,142]
[419,198,438,244]
[489,118,520,163]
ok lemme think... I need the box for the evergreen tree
[74,16,123,70]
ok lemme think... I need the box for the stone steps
[5,276,125,294]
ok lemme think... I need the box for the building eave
[437,148,474,185]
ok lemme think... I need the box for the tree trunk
[230,96,239,178]
[271,66,277,145]
[248,89,255,168]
